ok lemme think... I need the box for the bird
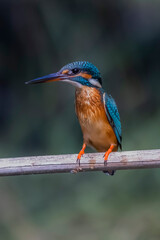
[26,61,122,175]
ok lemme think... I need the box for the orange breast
[75,86,118,152]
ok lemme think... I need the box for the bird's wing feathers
[103,92,122,149]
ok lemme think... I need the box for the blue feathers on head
[60,61,102,85]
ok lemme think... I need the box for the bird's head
[26,61,102,88]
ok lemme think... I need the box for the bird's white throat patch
[88,78,101,88]
[62,78,101,89]
[62,79,82,88]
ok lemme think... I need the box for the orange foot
[77,143,86,166]
[104,144,115,165]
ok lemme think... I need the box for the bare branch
[0,149,160,176]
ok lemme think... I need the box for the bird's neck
[75,86,103,109]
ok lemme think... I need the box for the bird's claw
[104,159,108,166]
[103,152,109,166]
[77,149,85,163]
[76,157,81,166]
[76,143,86,167]
[76,158,83,172]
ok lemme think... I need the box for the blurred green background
[0,0,160,239]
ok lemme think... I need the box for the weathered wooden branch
[0,149,160,176]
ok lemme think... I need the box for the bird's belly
[81,120,117,152]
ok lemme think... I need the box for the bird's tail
[103,170,115,176]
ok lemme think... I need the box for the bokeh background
[0,0,160,239]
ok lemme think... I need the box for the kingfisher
[26,61,122,175]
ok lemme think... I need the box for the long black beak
[25,72,66,85]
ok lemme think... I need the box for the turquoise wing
[103,92,122,149]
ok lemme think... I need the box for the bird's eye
[72,68,80,74]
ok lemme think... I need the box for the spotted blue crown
[60,61,102,85]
